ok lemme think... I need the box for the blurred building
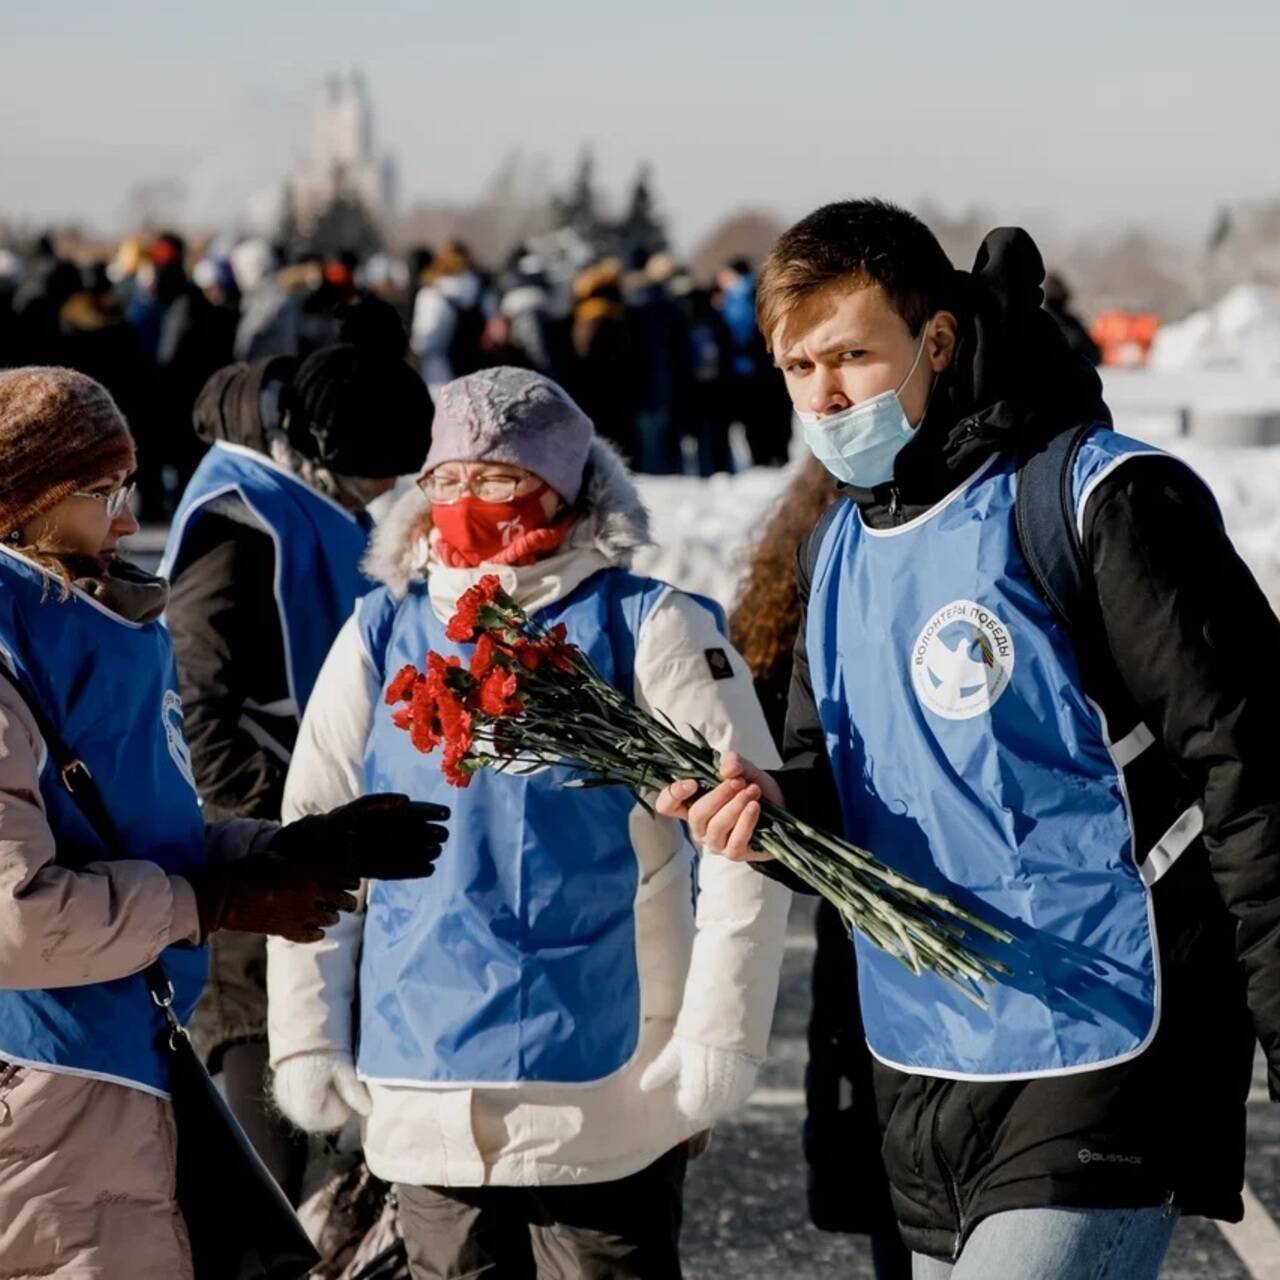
[288,72,396,233]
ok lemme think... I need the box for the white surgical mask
[795,331,931,487]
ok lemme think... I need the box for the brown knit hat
[0,367,137,537]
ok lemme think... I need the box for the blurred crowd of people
[0,231,793,521]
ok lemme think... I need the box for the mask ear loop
[903,323,937,430]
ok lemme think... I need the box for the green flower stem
[451,593,1016,1003]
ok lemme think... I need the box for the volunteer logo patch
[163,688,197,792]
[911,600,1014,721]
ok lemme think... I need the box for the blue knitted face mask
[795,331,930,487]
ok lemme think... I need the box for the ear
[928,311,959,373]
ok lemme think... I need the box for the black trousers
[396,1146,687,1279]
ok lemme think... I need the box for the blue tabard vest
[161,441,372,713]
[0,547,208,1096]
[356,569,681,1087]
[808,429,1168,1080]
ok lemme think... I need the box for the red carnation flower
[409,675,442,753]
[513,640,544,671]
[441,738,476,788]
[469,633,499,680]
[476,667,523,718]
[446,574,506,643]
[385,664,420,705]
[543,626,578,673]
[425,651,465,697]
[436,679,473,756]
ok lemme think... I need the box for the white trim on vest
[213,440,361,525]
[1074,450,1166,543]
[0,544,150,631]
[859,455,1002,539]
[0,1047,170,1099]
[238,713,292,764]
[164,480,300,709]
[243,695,299,719]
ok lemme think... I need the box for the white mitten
[639,1035,759,1126]
[272,1050,372,1133]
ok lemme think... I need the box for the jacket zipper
[889,487,904,523]
[931,1088,965,1259]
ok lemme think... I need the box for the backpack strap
[1014,423,1148,741]
[1014,422,1100,632]
[801,497,851,588]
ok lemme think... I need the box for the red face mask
[432,483,569,568]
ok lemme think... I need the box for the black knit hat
[285,344,434,478]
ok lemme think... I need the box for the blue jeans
[912,1206,1179,1280]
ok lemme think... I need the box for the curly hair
[729,456,839,692]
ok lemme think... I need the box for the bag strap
[801,496,850,588]
[1014,423,1150,738]
[0,661,180,1023]
[1013,422,1100,631]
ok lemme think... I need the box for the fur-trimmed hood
[363,436,652,601]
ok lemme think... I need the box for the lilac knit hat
[421,368,594,502]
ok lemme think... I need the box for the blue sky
[3,1,1275,250]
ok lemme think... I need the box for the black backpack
[444,296,490,378]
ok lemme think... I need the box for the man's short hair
[757,199,955,349]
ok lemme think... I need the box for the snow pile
[1161,439,1280,613]
[1150,284,1280,376]
[633,465,796,611]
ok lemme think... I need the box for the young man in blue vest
[659,199,1280,1277]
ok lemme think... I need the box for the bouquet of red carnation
[386,575,1013,1005]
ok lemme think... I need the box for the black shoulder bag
[0,662,319,1280]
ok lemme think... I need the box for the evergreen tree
[617,164,668,264]
[551,150,598,233]
[301,169,383,260]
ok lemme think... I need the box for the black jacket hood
[844,227,1111,516]
[192,355,297,453]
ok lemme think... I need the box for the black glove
[186,857,359,944]
[270,793,450,882]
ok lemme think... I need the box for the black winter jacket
[166,358,303,825]
[166,510,294,824]
[763,228,1274,1260]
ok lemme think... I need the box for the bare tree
[392,151,555,266]
[1058,228,1201,322]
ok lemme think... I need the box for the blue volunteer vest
[0,547,208,1096]
[356,568,682,1086]
[808,429,1168,1080]
[161,441,372,712]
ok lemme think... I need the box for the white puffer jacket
[267,441,791,1187]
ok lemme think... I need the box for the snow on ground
[634,369,1280,618]
[633,464,797,611]
[1154,439,1280,613]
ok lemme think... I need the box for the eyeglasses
[419,473,525,505]
[73,482,135,520]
